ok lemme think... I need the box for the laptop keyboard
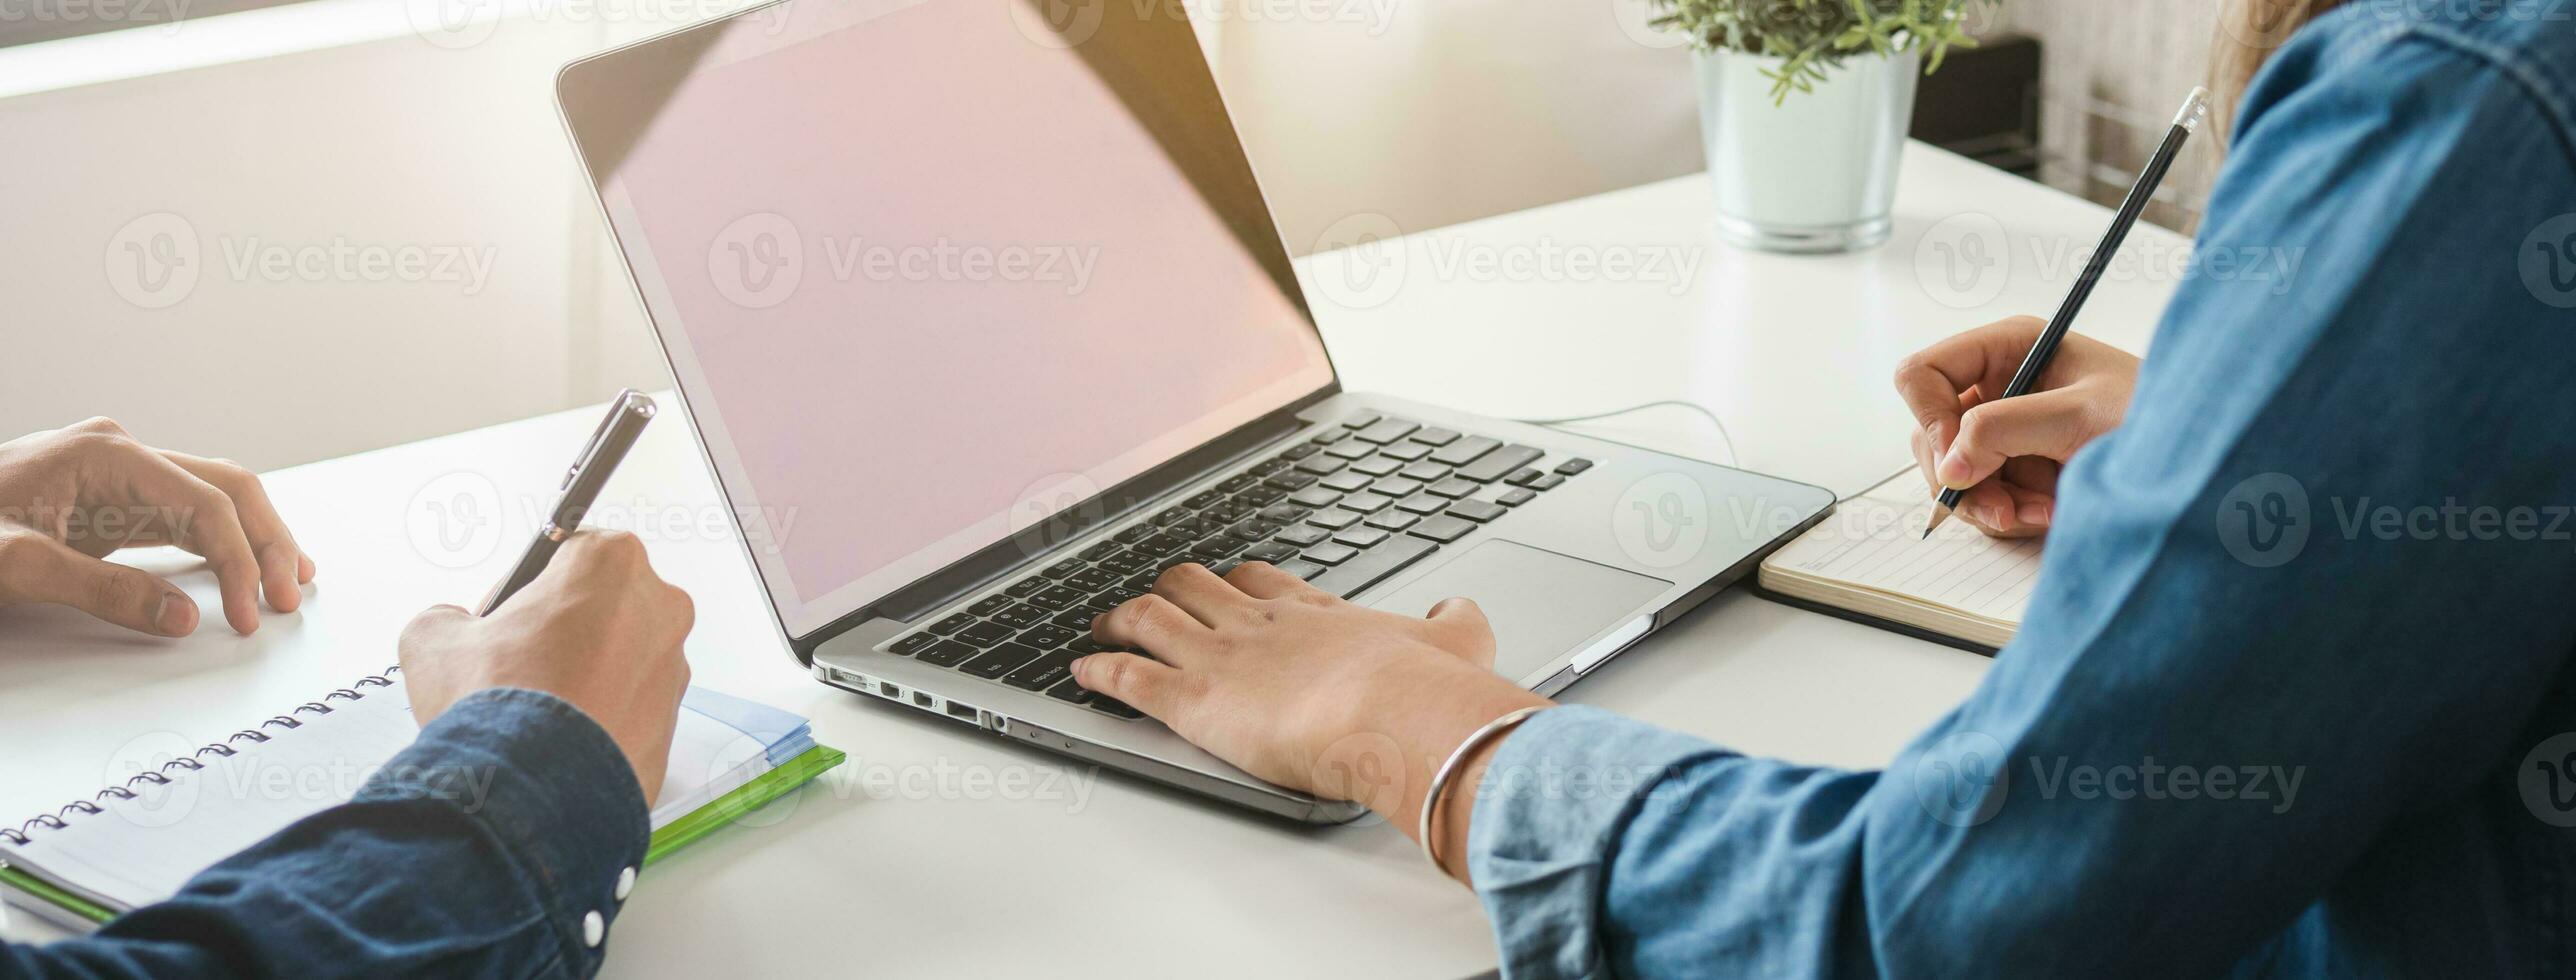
[881,413,1594,720]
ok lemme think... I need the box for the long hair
[2209,0,2355,145]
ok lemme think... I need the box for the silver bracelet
[1419,705,1550,871]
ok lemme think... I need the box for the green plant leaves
[1644,0,1995,103]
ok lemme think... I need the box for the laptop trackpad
[1365,540,1671,679]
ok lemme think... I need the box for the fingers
[1423,597,1497,668]
[2000,455,2061,499]
[1912,423,1943,496]
[99,442,265,634]
[1150,562,1254,627]
[1222,560,1315,600]
[661,581,698,643]
[1956,482,2053,539]
[542,530,696,659]
[1070,651,1187,719]
[554,528,652,581]
[1426,596,1486,628]
[549,529,694,634]
[1892,317,2045,456]
[1090,593,1214,664]
[1954,481,2022,536]
[1936,388,2095,491]
[162,451,314,613]
[0,529,200,636]
[1997,483,2057,536]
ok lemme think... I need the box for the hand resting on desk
[0,416,696,804]
[0,417,315,636]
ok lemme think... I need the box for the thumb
[0,530,198,637]
[1426,597,1496,668]
[398,604,473,666]
[1071,652,1184,720]
[1937,390,2093,490]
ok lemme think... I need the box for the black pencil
[1925,86,2213,538]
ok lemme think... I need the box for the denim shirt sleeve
[1469,16,2576,980]
[2,688,650,980]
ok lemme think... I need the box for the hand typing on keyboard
[1074,561,1549,883]
[877,414,1589,723]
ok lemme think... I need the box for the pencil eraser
[2176,87,2214,133]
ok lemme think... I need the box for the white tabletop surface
[0,145,2185,976]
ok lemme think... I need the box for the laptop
[555,0,1835,823]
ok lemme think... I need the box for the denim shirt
[1468,7,2576,979]
[2,689,649,979]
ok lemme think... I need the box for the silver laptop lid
[558,0,1335,640]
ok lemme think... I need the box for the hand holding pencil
[1906,87,2209,538]
[1894,317,2143,537]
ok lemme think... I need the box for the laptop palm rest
[1364,540,1671,680]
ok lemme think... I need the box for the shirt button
[583,910,605,948]
[616,866,637,901]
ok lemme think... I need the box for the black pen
[1926,87,2212,537]
[477,390,657,614]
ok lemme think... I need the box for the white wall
[1212,0,1702,253]
[0,0,1705,470]
[0,1,699,469]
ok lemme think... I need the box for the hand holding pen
[1907,88,2210,538]
[477,390,657,615]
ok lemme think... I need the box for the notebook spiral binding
[1,665,403,846]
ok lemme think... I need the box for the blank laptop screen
[567,0,1334,635]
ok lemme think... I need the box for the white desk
[0,146,2184,976]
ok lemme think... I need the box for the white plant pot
[1695,47,1919,253]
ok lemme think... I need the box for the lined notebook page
[1768,475,2044,624]
[4,680,784,912]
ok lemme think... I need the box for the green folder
[647,743,844,864]
[2,744,844,927]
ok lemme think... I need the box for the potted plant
[1648,0,1994,253]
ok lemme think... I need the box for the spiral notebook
[1755,471,2042,653]
[0,668,844,932]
